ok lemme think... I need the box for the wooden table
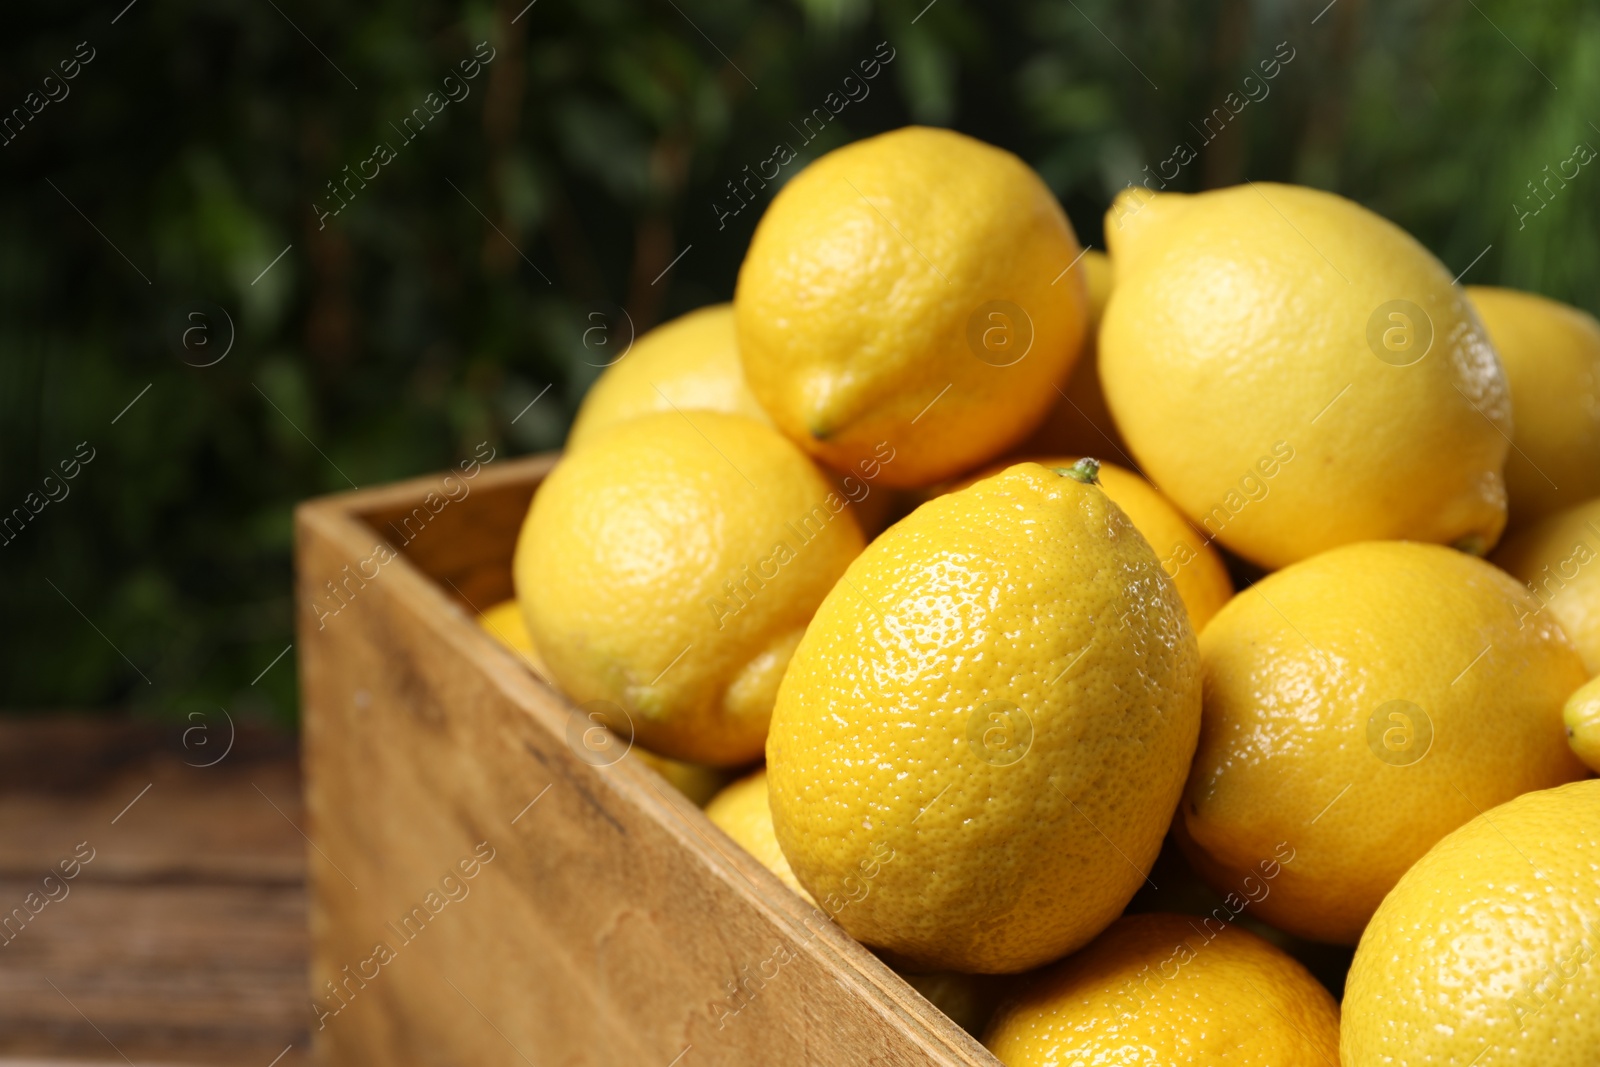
[0,718,309,1066]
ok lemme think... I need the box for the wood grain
[297,452,1001,1066]
[0,719,309,1067]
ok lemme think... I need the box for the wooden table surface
[0,718,310,1067]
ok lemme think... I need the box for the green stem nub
[1055,457,1101,485]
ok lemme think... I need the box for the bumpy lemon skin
[1468,286,1600,528]
[515,412,864,766]
[1087,461,1231,631]
[704,770,1007,1032]
[1185,541,1589,945]
[1492,496,1600,675]
[767,463,1201,973]
[1563,675,1600,772]
[567,304,769,450]
[984,913,1341,1067]
[477,600,726,804]
[736,127,1090,488]
[1100,183,1511,569]
[1342,779,1600,1067]
[564,302,899,536]
[951,457,1232,632]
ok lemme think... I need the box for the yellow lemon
[736,127,1091,488]
[1186,541,1588,945]
[1492,496,1600,674]
[1468,286,1600,527]
[1563,675,1600,772]
[1100,183,1511,569]
[983,913,1341,1067]
[951,457,1232,632]
[477,599,725,804]
[1084,246,1115,313]
[901,971,1010,1037]
[566,304,768,450]
[562,302,900,535]
[478,597,550,678]
[767,460,1201,973]
[1342,779,1600,1067]
[703,769,1003,1032]
[1018,249,1131,460]
[705,768,812,902]
[514,412,863,765]
[630,750,727,808]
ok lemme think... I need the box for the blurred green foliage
[2,0,1595,725]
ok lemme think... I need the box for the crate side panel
[297,499,995,1067]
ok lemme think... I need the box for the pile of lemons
[484,127,1600,1065]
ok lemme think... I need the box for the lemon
[705,768,812,902]
[766,460,1201,973]
[1018,249,1130,460]
[1084,246,1116,313]
[477,599,725,804]
[563,302,900,535]
[1564,675,1600,772]
[901,971,1009,1037]
[1186,541,1588,945]
[632,751,726,808]
[984,913,1341,1067]
[1468,286,1600,527]
[736,127,1091,488]
[566,304,768,450]
[704,770,1004,1032]
[1492,496,1600,674]
[514,412,863,765]
[478,597,550,678]
[951,457,1232,632]
[1100,183,1511,569]
[1343,779,1600,1067]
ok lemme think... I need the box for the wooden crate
[295,453,998,1066]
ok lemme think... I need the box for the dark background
[3,0,1596,727]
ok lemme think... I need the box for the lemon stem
[1055,458,1101,485]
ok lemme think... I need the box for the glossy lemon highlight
[736,127,1090,487]
[1468,286,1600,527]
[952,457,1232,632]
[1186,541,1588,944]
[1562,674,1600,772]
[767,462,1201,973]
[1101,183,1511,568]
[515,412,863,765]
[984,913,1341,1067]
[1343,779,1600,1067]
